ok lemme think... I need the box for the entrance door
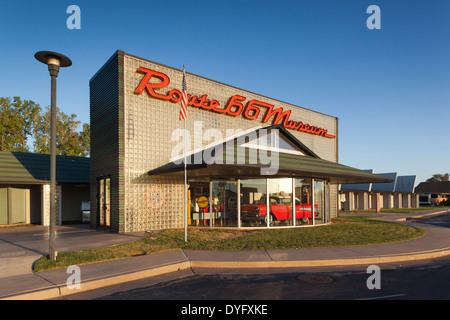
[0,188,7,224]
[10,188,26,224]
[0,187,27,225]
[98,177,110,228]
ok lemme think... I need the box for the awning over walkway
[148,149,392,184]
[0,151,90,184]
[148,126,393,185]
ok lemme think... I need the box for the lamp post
[35,51,72,261]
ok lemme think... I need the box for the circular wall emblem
[144,186,165,209]
[197,196,209,209]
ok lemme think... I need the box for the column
[41,184,50,226]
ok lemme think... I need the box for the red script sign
[135,67,335,139]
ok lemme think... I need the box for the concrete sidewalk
[0,223,144,278]
[1,209,450,300]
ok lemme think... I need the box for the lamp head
[35,51,72,67]
[35,51,72,77]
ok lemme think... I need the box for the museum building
[89,50,391,233]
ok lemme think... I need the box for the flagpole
[182,65,188,243]
[184,105,187,242]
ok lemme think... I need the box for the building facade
[0,151,89,225]
[90,51,390,233]
[339,172,419,211]
[415,181,450,206]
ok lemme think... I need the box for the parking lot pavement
[0,224,145,278]
[406,211,450,228]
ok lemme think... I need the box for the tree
[1,96,89,156]
[33,106,90,157]
[426,173,449,182]
[79,123,90,156]
[0,97,41,152]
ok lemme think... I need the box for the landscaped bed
[33,215,426,272]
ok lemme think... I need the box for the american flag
[179,66,188,121]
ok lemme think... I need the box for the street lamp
[35,51,72,261]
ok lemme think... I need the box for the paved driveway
[0,224,144,278]
[407,211,450,228]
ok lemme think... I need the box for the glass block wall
[119,52,338,232]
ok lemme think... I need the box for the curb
[396,209,450,222]
[0,286,60,301]
[1,261,190,300]
[4,246,450,300]
[191,247,450,268]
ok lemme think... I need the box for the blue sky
[0,0,449,185]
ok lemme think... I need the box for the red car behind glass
[241,196,319,224]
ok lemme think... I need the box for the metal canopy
[0,151,89,184]
[148,126,393,185]
[148,162,393,184]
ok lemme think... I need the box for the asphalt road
[407,211,450,228]
[55,255,450,303]
[54,212,450,304]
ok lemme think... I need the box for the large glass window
[187,177,329,229]
[314,180,325,225]
[268,178,293,226]
[240,179,267,227]
[294,178,313,225]
[239,128,305,156]
[98,177,110,227]
[211,181,238,227]
[189,181,211,227]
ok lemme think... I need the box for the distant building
[0,151,90,225]
[415,181,450,206]
[339,171,419,211]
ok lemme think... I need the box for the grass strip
[340,207,450,214]
[33,215,426,272]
